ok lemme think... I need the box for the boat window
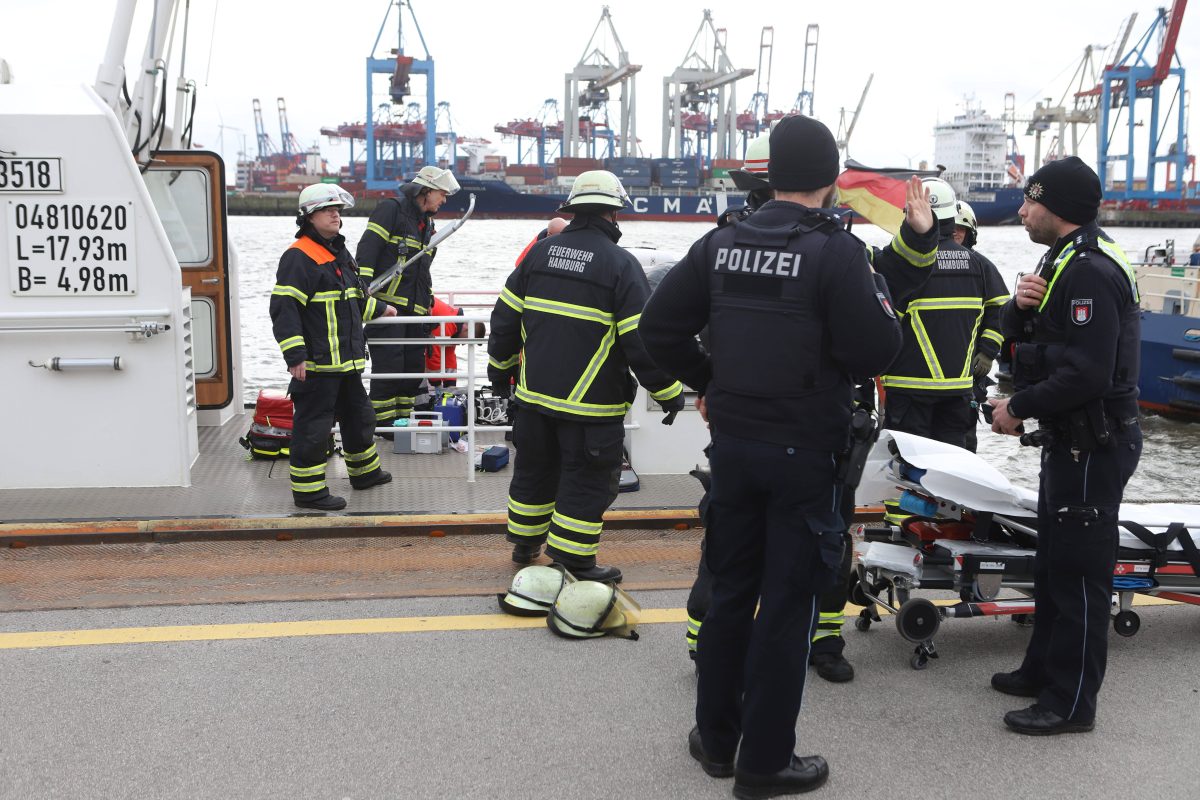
[191,296,217,378]
[143,168,213,267]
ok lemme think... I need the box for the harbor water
[232,216,1200,500]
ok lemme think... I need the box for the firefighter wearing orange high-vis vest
[270,184,395,511]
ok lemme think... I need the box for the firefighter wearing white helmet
[547,580,642,640]
[497,564,575,616]
[720,132,774,226]
[356,166,460,430]
[953,200,978,249]
[488,169,685,583]
[269,184,395,511]
[877,175,1009,464]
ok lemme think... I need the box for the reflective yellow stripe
[290,464,325,477]
[523,296,614,325]
[650,381,684,401]
[1097,238,1140,302]
[325,300,339,368]
[880,375,975,390]
[551,511,603,535]
[278,336,305,353]
[568,326,616,402]
[961,314,983,378]
[509,497,555,516]
[906,297,983,312]
[365,221,392,241]
[547,533,599,556]
[514,385,629,417]
[985,293,1010,307]
[359,266,376,279]
[981,328,1004,346]
[616,313,640,335]
[272,285,308,304]
[306,360,366,373]
[346,455,381,476]
[500,287,524,312]
[889,231,936,268]
[908,310,943,379]
[489,354,520,370]
[1037,246,1077,312]
[346,288,365,300]
[364,297,380,319]
[507,520,550,536]
[312,290,341,302]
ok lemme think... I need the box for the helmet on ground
[298,184,355,216]
[547,580,642,640]
[921,177,957,221]
[729,133,770,192]
[955,200,977,233]
[410,165,461,195]
[559,170,630,213]
[497,564,575,617]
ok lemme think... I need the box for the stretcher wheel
[896,598,940,643]
[1113,610,1140,638]
[854,614,872,632]
[910,652,929,670]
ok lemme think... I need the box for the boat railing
[0,308,173,336]
[364,287,664,482]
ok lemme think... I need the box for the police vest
[707,212,845,398]
[1013,230,1140,392]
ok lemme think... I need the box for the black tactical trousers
[1016,424,1141,722]
[288,372,382,502]
[367,321,428,426]
[883,391,976,449]
[505,409,624,568]
[695,430,843,774]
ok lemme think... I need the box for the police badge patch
[1071,298,1092,325]
[876,292,896,319]
[1027,182,1045,199]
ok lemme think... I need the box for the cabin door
[144,151,236,412]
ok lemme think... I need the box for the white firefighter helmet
[559,170,630,212]
[955,200,978,233]
[920,177,958,221]
[410,165,461,195]
[297,183,355,216]
[497,564,575,617]
[729,132,771,192]
[546,580,642,640]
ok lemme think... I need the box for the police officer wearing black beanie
[989,155,1142,735]
[641,115,904,795]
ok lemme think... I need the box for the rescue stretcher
[853,431,1200,669]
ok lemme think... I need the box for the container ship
[931,106,1025,225]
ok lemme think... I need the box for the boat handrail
[0,309,174,336]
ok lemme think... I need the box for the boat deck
[0,413,705,542]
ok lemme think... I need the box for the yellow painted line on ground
[0,597,1182,651]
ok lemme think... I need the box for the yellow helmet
[547,580,642,640]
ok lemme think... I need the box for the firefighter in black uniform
[988,156,1142,735]
[641,116,903,796]
[270,184,395,511]
[487,170,685,583]
[877,177,1009,450]
[356,166,460,430]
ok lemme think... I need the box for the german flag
[836,159,940,235]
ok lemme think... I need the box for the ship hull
[1138,310,1200,417]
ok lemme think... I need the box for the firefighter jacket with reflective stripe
[1002,223,1141,421]
[640,200,903,451]
[270,230,383,373]
[880,230,1010,395]
[487,215,683,420]
[355,183,436,316]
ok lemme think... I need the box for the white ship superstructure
[933,107,1009,193]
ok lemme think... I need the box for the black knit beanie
[1023,156,1102,224]
[768,115,840,192]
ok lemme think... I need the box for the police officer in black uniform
[988,156,1142,735]
[641,116,903,796]
[488,170,685,583]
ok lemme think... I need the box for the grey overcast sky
[3,0,1195,177]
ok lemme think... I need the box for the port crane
[563,6,640,159]
[790,25,819,117]
[736,27,785,151]
[494,100,565,168]
[662,9,754,163]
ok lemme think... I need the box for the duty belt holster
[1064,399,1111,452]
[836,407,879,491]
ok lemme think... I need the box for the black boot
[351,470,392,490]
[560,562,623,583]
[688,726,734,779]
[1004,704,1094,735]
[811,651,855,683]
[294,494,347,511]
[512,542,542,565]
[733,754,829,799]
[991,670,1041,698]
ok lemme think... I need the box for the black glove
[659,393,686,425]
[487,367,512,399]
